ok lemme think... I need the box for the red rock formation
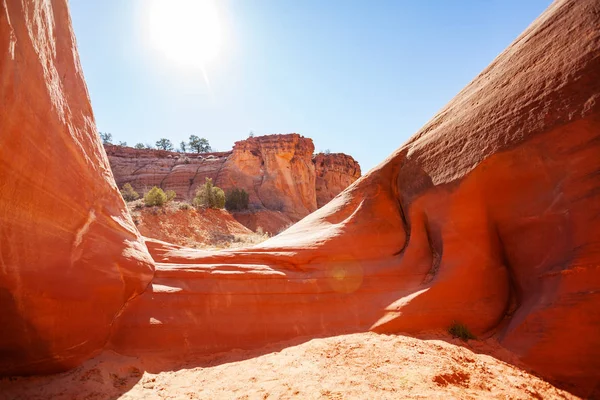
[314,153,361,208]
[104,145,231,200]
[0,0,154,375]
[2,0,600,397]
[108,0,600,396]
[217,134,317,221]
[105,135,362,227]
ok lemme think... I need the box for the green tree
[193,178,225,209]
[118,141,127,147]
[180,141,187,153]
[144,186,167,207]
[189,135,211,153]
[134,143,145,149]
[225,188,250,211]
[120,183,139,202]
[156,138,174,151]
[99,132,112,144]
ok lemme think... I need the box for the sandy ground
[130,203,269,249]
[0,332,578,399]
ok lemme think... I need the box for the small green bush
[165,190,177,202]
[225,188,250,211]
[448,321,476,341]
[120,183,139,202]
[193,178,225,209]
[179,202,191,210]
[144,186,167,207]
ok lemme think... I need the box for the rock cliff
[0,0,154,375]
[1,0,599,397]
[105,135,362,226]
[314,153,361,208]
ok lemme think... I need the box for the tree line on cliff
[100,132,213,153]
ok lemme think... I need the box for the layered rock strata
[105,135,362,224]
[1,0,599,397]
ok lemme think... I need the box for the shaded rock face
[314,153,361,208]
[0,0,154,375]
[105,135,362,224]
[2,0,600,397]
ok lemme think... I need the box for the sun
[144,0,223,70]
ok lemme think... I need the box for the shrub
[144,186,167,207]
[225,188,250,211]
[179,202,191,210]
[165,190,176,202]
[448,321,476,341]
[120,183,139,202]
[193,178,225,209]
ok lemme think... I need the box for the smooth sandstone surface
[1,0,599,397]
[0,0,154,375]
[109,0,600,396]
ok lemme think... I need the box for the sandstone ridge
[1,0,599,398]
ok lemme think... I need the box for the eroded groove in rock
[1,0,599,397]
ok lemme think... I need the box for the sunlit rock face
[110,0,600,396]
[2,0,599,397]
[314,153,361,208]
[105,134,362,230]
[0,0,154,375]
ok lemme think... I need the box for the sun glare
[145,0,223,70]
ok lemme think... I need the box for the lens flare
[144,0,223,70]
[326,258,364,294]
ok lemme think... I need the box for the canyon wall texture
[314,153,361,208]
[0,0,154,375]
[109,0,600,396]
[105,134,362,225]
[1,0,599,397]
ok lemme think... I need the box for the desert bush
[448,321,476,341]
[193,178,225,209]
[120,183,139,202]
[144,186,168,207]
[165,190,177,202]
[225,188,250,211]
[179,202,191,210]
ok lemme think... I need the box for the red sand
[0,332,577,399]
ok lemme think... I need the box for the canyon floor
[0,332,576,400]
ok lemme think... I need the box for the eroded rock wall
[0,0,154,375]
[106,134,362,223]
[314,153,361,208]
[109,0,600,396]
[3,0,600,397]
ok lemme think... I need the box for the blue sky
[69,0,552,173]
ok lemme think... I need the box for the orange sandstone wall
[1,0,599,397]
[109,0,600,396]
[314,153,361,208]
[0,0,154,375]
[105,135,362,223]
